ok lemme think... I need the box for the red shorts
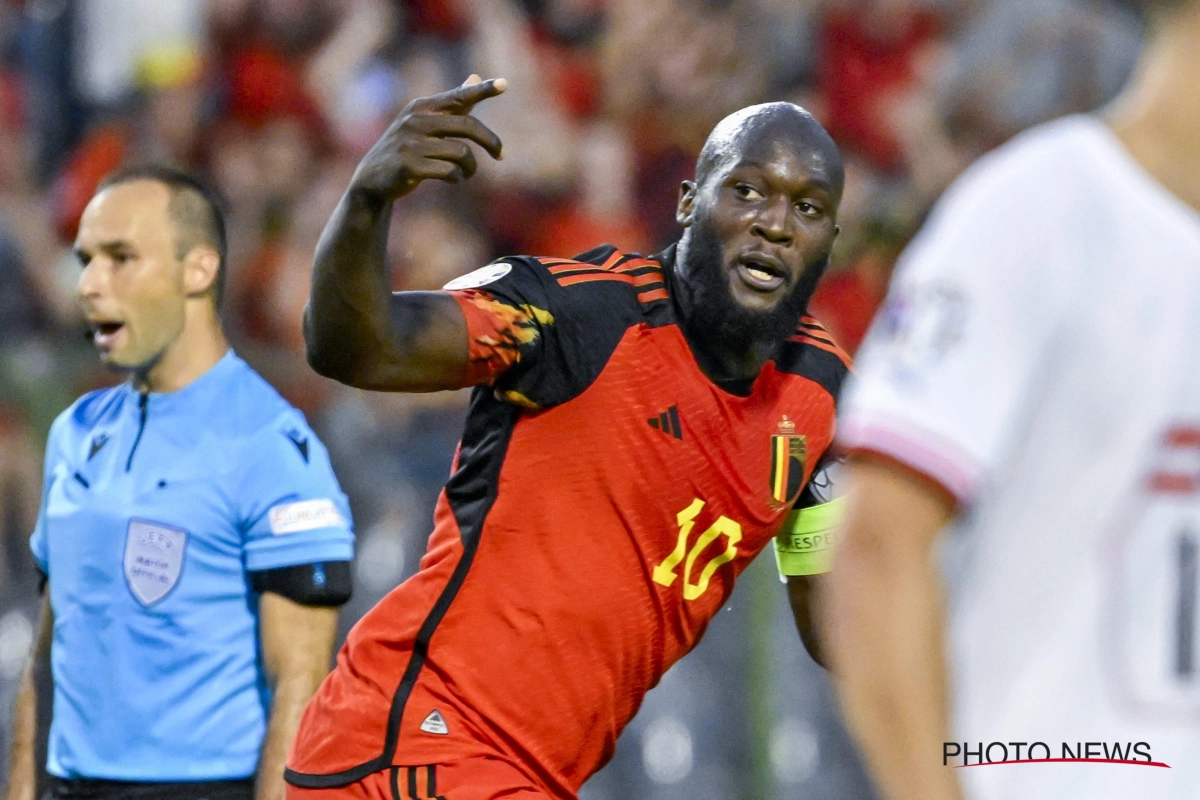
[285,758,553,800]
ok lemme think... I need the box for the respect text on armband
[777,531,834,553]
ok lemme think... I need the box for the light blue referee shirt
[29,351,354,781]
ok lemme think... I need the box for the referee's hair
[96,165,229,308]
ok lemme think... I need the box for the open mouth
[734,253,787,293]
[89,320,125,350]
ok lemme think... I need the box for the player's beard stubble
[679,211,830,349]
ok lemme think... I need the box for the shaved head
[695,103,844,197]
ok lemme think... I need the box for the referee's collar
[124,349,240,410]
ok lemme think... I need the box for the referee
[3,167,355,800]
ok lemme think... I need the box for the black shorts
[45,777,254,800]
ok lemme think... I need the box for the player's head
[75,165,227,373]
[675,102,843,346]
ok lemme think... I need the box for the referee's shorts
[45,777,253,800]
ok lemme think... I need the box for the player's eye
[796,200,823,218]
[734,183,763,201]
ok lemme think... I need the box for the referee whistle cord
[126,391,149,472]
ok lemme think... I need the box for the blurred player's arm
[4,592,51,800]
[256,592,340,800]
[304,76,506,392]
[822,457,961,800]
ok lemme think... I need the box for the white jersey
[841,115,1200,799]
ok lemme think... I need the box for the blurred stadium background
[0,0,1149,797]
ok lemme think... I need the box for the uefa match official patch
[124,519,188,605]
[443,262,512,290]
[268,499,345,535]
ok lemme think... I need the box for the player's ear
[676,181,697,227]
[181,245,220,300]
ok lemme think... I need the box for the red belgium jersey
[286,244,850,798]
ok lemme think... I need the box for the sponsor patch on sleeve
[268,499,345,535]
[443,262,512,290]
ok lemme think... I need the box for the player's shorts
[285,758,553,800]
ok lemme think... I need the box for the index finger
[429,76,508,114]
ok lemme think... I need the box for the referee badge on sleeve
[124,519,188,606]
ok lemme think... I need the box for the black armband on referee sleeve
[249,561,352,607]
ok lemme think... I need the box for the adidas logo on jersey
[420,709,449,735]
[648,406,682,440]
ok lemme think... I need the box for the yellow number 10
[652,499,743,601]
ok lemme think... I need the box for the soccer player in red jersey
[285,76,848,800]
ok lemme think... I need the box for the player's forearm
[4,665,38,800]
[305,186,398,385]
[825,528,961,800]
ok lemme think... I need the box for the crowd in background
[0,0,1147,797]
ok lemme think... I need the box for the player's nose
[750,196,793,246]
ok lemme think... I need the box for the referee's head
[75,165,228,379]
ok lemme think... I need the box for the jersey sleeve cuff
[837,414,982,506]
[244,529,354,572]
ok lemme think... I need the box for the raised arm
[304,76,506,392]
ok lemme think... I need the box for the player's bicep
[329,290,470,392]
[333,258,556,393]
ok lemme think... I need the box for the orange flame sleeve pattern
[448,289,555,388]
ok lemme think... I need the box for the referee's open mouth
[88,319,126,351]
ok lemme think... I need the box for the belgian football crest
[124,519,188,606]
[770,416,807,509]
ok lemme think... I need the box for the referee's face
[75,181,188,373]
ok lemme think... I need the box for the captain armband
[774,496,847,578]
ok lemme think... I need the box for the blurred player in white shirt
[824,1,1200,798]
